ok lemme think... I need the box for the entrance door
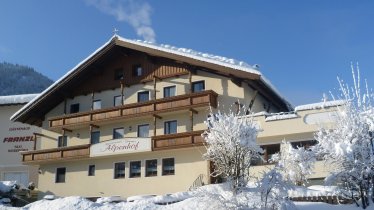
[3,172,28,187]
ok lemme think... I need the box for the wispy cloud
[85,0,156,42]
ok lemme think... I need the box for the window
[164,120,177,134]
[132,65,143,76]
[114,162,125,179]
[114,69,124,80]
[114,95,122,106]
[162,158,175,176]
[57,136,67,147]
[113,128,124,139]
[145,159,157,177]
[192,81,205,93]
[129,161,141,178]
[55,167,66,183]
[70,103,79,114]
[93,100,101,110]
[164,86,176,98]
[88,165,95,176]
[291,140,318,149]
[137,91,149,102]
[137,124,149,137]
[90,131,100,144]
[261,144,280,164]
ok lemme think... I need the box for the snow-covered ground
[0,183,371,210]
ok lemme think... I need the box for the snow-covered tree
[278,140,316,186]
[257,163,295,210]
[315,64,374,209]
[202,108,263,195]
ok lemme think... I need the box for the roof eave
[10,37,118,124]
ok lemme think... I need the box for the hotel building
[0,94,39,187]
[11,36,337,198]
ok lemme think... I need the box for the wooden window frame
[114,162,126,179]
[164,120,177,135]
[88,165,95,176]
[192,80,205,93]
[162,158,175,176]
[90,131,100,144]
[129,161,141,178]
[163,85,176,98]
[70,103,80,114]
[145,159,157,177]
[55,167,66,183]
[113,127,124,139]
[137,124,150,137]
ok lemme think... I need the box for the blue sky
[0,0,373,106]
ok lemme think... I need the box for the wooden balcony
[49,90,218,130]
[21,131,205,164]
[21,144,90,164]
[152,130,205,151]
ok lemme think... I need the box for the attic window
[132,65,143,77]
[114,69,124,80]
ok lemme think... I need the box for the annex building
[0,94,39,187]
[11,35,338,198]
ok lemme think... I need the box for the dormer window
[93,100,101,110]
[132,65,143,77]
[70,103,79,114]
[114,69,124,80]
[192,81,205,93]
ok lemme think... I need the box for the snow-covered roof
[11,35,291,123]
[121,37,261,76]
[294,100,346,112]
[0,94,38,106]
[265,112,298,122]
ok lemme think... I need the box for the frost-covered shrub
[203,108,263,195]
[315,64,374,209]
[278,140,316,186]
[257,165,295,210]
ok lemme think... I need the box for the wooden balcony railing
[21,144,90,164]
[49,90,218,130]
[152,130,205,151]
[21,131,206,164]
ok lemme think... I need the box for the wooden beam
[153,116,157,137]
[189,71,193,94]
[248,90,258,110]
[62,128,73,133]
[91,91,95,110]
[63,99,67,115]
[33,132,46,137]
[247,81,286,111]
[153,114,162,119]
[189,108,198,114]
[153,76,157,101]
[120,81,124,105]
[189,110,194,132]
[33,133,37,150]
[153,75,162,81]
[89,124,100,129]
[230,74,242,87]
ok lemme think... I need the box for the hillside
[0,62,53,95]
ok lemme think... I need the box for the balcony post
[121,81,124,106]
[63,98,67,115]
[153,116,157,137]
[91,91,95,110]
[189,71,192,93]
[33,133,37,150]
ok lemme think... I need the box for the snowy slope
[1,184,371,210]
